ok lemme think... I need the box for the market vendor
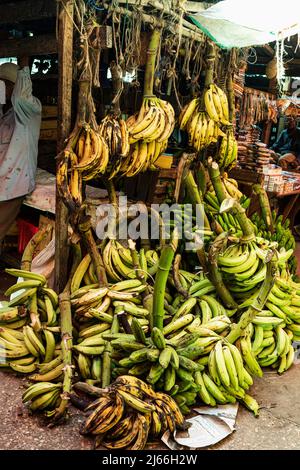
[271,116,300,170]
[0,58,41,244]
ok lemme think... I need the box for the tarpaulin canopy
[189,0,300,49]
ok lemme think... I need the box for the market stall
[1,0,300,453]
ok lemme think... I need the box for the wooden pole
[55,0,74,293]
[262,77,277,145]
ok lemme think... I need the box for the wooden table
[269,191,300,224]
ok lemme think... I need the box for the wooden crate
[229,168,263,184]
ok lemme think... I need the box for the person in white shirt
[0,59,41,243]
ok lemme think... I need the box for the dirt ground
[0,244,300,451]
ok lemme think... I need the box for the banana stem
[226,254,277,344]
[29,292,42,332]
[184,170,211,229]
[110,60,122,116]
[173,254,188,298]
[207,159,227,204]
[153,229,178,330]
[196,162,208,195]
[128,239,149,295]
[204,42,216,88]
[207,232,238,309]
[196,246,208,272]
[143,293,154,331]
[102,315,119,387]
[253,184,274,233]
[148,206,166,248]
[226,72,235,123]
[143,28,161,98]
[21,225,53,272]
[230,200,255,242]
[78,212,108,287]
[76,79,89,125]
[64,242,82,293]
[52,240,82,421]
[104,178,118,207]
[208,159,255,241]
[52,290,73,424]
[73,381,108,397]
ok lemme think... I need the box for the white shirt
[0,66,42,201]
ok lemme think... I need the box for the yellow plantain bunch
[98,114,130,179]
[123,97,175,175]
[74,124,109,181]
[81,375,186,450]
[179,99,225,154]
[204,84,230,126]
[178,84,237,167]
[217,127,238,171]
[57,124,109,209]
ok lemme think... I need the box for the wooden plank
[41,119,57,130]
[158,169,177,179]
[55,0,74,293]
[0,0,56,24]
[0,34,57,58]
[42,106,58,118]
[39,129,57,140]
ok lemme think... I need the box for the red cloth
[17,218,39,254]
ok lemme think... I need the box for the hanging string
[247,47,258,65]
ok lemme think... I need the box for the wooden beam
[55,0,74,293]
[117,0,209,11]
[185,1,210,12]
[0,34,57,58]
[0,0,56,25]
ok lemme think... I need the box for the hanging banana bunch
[204,84,230,126]
[123,29,175,175]
[178,85,231,156]
[57,73,110,211]
[179,101,224,153]
[178,57,238,171]
[217,127,238,171]
[73,124,109,181]
[57,121,110,209]
[98,62,131,180]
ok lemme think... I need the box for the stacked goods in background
[239,88,278,129]
[236,127,276,172]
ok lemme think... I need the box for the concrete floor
[0,246,300,451]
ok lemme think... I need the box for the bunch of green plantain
[80,375,186,450]
[22,381,62,413]
[0,269,61,374]
[204,190,251,236]
[218,239,294,301]
[251,212,297,274]
[70,240,159,287]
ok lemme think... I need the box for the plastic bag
[31,237,55,289]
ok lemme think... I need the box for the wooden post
[262,77,277,145]
[55,0,74,292]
